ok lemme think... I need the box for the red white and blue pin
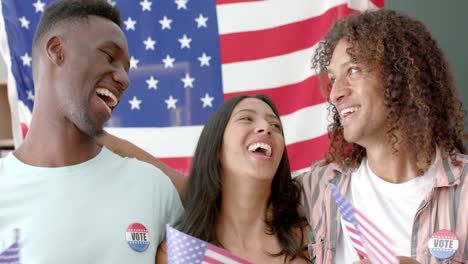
[126,223,150,252]
[428,229,458,260]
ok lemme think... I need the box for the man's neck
[14,118,101,167]
[365,142,430,183]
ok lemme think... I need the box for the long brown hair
[180,95,308,262]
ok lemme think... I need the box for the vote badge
[428,229,458,260]
[126,223,151,252]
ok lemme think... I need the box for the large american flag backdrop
[0,0,383,174]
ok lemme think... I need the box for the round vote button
[126,223,151,252]
[428,229,458,260]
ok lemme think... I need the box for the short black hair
[33,0,122,45]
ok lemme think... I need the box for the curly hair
[312,9,466,174]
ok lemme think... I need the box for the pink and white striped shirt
[297,151,467,264]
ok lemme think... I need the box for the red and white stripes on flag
[203,244,251,264]
[132,0,384,173]
[328,182,397,264]
[341,214,368,258]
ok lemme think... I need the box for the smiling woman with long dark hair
[176,94,309,263]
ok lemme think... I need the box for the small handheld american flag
[0,229,20,264]
[328,182,397,264]
[166,225,251,264]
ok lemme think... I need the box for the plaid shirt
[297,151,468,264]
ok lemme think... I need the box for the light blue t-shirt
[0,147,184,263]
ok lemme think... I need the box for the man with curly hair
[0,0,183,263]
[297,9,467,264]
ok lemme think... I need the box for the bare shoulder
[290,256,310,264]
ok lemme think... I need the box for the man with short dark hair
[0,1,183,263]
[298,9,467,264]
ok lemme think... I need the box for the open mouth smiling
[96,87,118,113]
[247,142,272,157]
[340,106,361,118]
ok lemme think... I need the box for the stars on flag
[106,0,116,7]
[159,16,172,30]
[124,17,136,31]
[195,14,208,28]
[32,0,46,13]
[139,0,152,11]
[129,96,142,110]
[200,93,214,108]
[178,34,192,49]
[130,56,139,69]
[166,225,251,263]
[165,96,178,110]
[19,16,30,29]
[143,36,156,50]
[7,0,223,124]
[162,55,175,68]
[108,0,220,116]
[146,76,159,90]
[174,0,188,10]
[26,90,35,101]
[181,73,195,88]
[21,52,32,66]
[198,52,211,67]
